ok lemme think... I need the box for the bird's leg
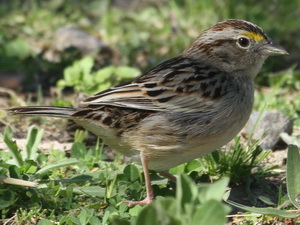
[158,171,177,183]
[121,153,154,207]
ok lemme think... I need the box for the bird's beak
[259,41,288,56]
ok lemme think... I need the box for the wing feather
[81,57,227,112]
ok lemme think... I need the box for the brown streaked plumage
[8,19,288,207]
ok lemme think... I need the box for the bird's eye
[237,37,250,48]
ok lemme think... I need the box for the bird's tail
[8,106,79,118]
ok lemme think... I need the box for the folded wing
[81,57,227,113]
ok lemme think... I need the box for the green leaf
[73,186,106,197]
[71,142,87,159]
[8,165,20,178]
[58,57,94,91]
[286,145,300,209]
[3,126,23,167]
[37,219,54,225]
[25,126,43,161]
[135,199,180,225]
[128,205,143,217]
[123,165,140,182]
[112,218,131,225]
[191,199,229,225]
[169,164,185,175]
[136,206,158,225]
[79,209,88,225]
[89,216,101,225]
[0,162,12,169]
[185,160,202,172]
[258,196,276,206]
[115,66,140,79]
[62,67,76,85]
[0,190,15,209]
[69,213,80,224]
[154,197,178,219]
[198,177,230,203]
[49,175,93,184]
[4,38,31,59]
[280,133,300,147]
[176,174,198,210]
[35,158,79,175]
[80,57,94,76]
[94,65,115,82]
[226,199,300,218]
[24,160,38,174]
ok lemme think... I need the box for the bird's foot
[119,196,154,207]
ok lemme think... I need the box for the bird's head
[182,19,288,77]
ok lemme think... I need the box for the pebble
[243,110,293,150]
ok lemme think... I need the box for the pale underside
[74,94,253,171]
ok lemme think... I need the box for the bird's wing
[81,57,229,113]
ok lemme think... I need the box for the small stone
[43,27,113,62]
[54,27,109,55]
[243,110,293,150]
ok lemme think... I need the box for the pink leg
[158,171,177,183]
[121,154,154,207]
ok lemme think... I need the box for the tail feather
[8,106,79,118]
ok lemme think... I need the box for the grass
[0,125,300,224]
[0,0,300,224]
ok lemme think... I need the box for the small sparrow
[9,19,288,206]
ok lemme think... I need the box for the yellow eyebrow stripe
[242,32,264,42]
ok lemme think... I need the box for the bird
[8,19,288,207]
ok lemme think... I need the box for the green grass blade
[3,126,23,167]
[35,158,79,175]
[39,175,93,184]
[25,126,43,160]
[73,186,106,197]
[286,145,300,209]
[226,199,300,218]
